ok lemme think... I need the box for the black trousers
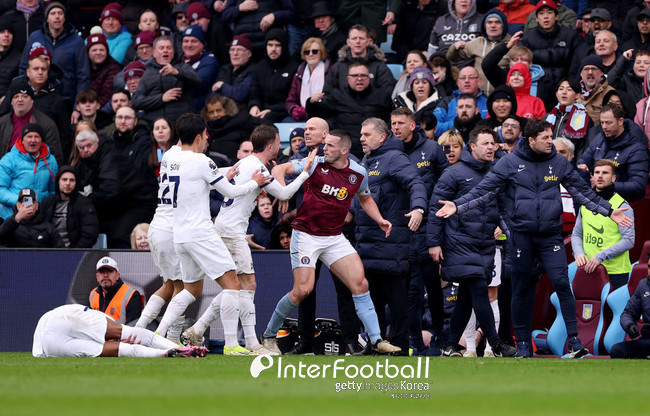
[448,276,500,347]
[407,259,444,349]
[367,271,409,350]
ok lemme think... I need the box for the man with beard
[575,55,614,124]
[499,115,523,153]
[110,106,155,184]
[451,94,483,143]
[40,166,98,248]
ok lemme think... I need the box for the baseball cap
[590,8,611,21]
[96,256,120,273]
[535,0,558,14]
[17,188,36,203]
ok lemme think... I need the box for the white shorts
[175,236,236,283]
[33,304,109,358]
[290,230,357,269]
[221,236,255,275]
[148,227,182,282]
[490,246,502,287]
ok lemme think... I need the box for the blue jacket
[454,139,613,235]
[104,27,133,65]
[620,276,650,333]
[183,50,219,113]
[354,135,428,274]
[427,148,498,281]
[19,23,90,102]
[433,89,489,137]
[403,127,449,261]
[577,119,649,202]
[0,141,57,219]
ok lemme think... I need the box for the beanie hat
[183,25,206,44]
[123,61,146,81]
[231,33,252,51]
[28,44,52,61]
[22,123,44,139]
[44,2,65,19]
[135,30,155,47]
[187,2,210,21]
[86,33,108,51]
[580,55,604,72]
[100,2,123,25]
[409,66,436,89]
[8,79,34,100]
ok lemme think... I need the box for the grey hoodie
[427,0,483,57]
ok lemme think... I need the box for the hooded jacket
[249,28,299,122]
[0,39,21,97]
[39,165,99,248]
[506,63,546,119]
[482,84,518,129]
[454,139,613,235]
[446,8,511,94]
[428,0,483,58]
[577,119,649,201]
[0,140,56,219]
[607,54,645,104]
[324,43,396,95]
[0,200,63,248]
[354,135,428,275]
[427,148,499,281]
[433,88,489,137]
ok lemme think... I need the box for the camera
[22,196,33,205]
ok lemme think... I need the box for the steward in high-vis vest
[88,256,143,324]
[572,159,635,290]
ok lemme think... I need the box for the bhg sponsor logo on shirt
[321,184,349,200]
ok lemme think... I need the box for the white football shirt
[149,145,181,233]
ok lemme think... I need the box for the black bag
[276,318,299,354]
[312,318,344,355]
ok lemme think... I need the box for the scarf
[580,76,605,100]
[546,103,589,139]
[9,109,32,150]
[300,61,325,107]
[16,1,40,19]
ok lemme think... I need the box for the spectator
[447,8,511,95]
[0,188,63,247]
[415,110,438,140]
[132,36,201,124]
[306,62,393,158]
[87,33,121,108]
[148,117,176,178]
[0,123,56,219]
[74,90,112,135]
[89,256,143,325]
[433,66,488,138]
[450,93,483,142]
[180,25,219,112]
[572,8,614,74]
[121,10,165,65]
[40,165,98,248]
[394,66,445,118]
[212,33,255,109]
[269,223,292,249]
[247,195,278,249]
[621,0,650,44]
[392,50,429,100]
[607,49,650,105]
[113,31,155,92]
[0,18,20,97]
[634,64,650,136]
[323,24,395,96]
[427,0,483,61]
[169,2,190,58]
[506,62,546,119]
[98,2,132,64]
[621,8,650,52]
[429,52,458,96]
[285,37,332,122]
[0,79,62,165]
[575,55,614,124]
[304,2,346,62]
[99,89,133,138]
[477,84,518,130]
[577,104,649,202]
[73,129,156,248]
[337,0,400,45]
[542,78,592,159]
[249,28,298,122]
[392,0,442,62]
[499,115,523,153]
[524,0,577,33]
[1,0,44,54]
[593,30,619,74]
[572,159,634,290]
[130,223,150,250]
[437,130,464,164]
[110,106,156,183]
[553,137,579,236]
[279,126,304,161]
[497,0,536,35]
[222,0,296,58]
[186,1,232,65]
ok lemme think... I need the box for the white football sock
[135,294,166,328]
[166,315,185,344]
[220,289,240,348]
[156,289,195,336]
[239,290,259,347]
[122,325,178,350]
[118,343,166,358]
[463,310,477,353]
[485,300,500,353]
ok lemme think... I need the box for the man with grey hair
[594,30,618,74]
[74,129,157,248]
[132,36,201,123]
[353,117,428,354]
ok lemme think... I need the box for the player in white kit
[33,304,207,358]
[154,113,269,356]
[181,125,316,354]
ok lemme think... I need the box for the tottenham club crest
[349,174,357,184]
[421,151,426,160]
[373,160,379,169]
[548,165,553,175]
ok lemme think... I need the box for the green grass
[1,353,648,416]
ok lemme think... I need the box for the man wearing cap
[520,0,583,91]
[132,36,201,124]
[622,0,650,43]
[40,165,98,248]
[0,18,20,97]
[1,0,44,53]
[249,28,298,122]
[0,79,62,165]
[0,187,63,247]
[98,2,132,64]
[524,0,577,33]
[571,7,615,74]
[621,8,650,52]
[89,256,143,325]
[576,55,614,124]
[305,1,347,62]
[186,1,232,65]
[0,123,57,219]
[213,33,255,108]
[87,33,121,108]
[181,24,219,113]
[18,2,89,109]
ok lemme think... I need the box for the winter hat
[86,33,108,51]
[0,18,14,35]
[45,2,65,19]
[135,30,155,47]
[484,12,504,26]
[28,44,51,61]
[231,33,252,51]
[290,128,305,140]
[187,2,210,21]
[100,2,123,25]
[183,25,206,44]
[580,55,604,72]
[409,66,436,89]
[22,123,44,139]
[8,79,34,100]
[123,61,146,81]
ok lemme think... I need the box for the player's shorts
[290,229,357,270]
[33,304,108,358]
[148,227,181,282]
[221,236,255,275]
[490,246,502,287]
[175,236,236,283]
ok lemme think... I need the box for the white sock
[220,289,240,348]
[118,343,166,358]
[485,299,500,353]
[122,325,178,350]
[135,294,166,328]
[239,290,258,348]
[463,310,477,353]
[192,292,222,337]
[166,315,185,344]
[156,289,195,336]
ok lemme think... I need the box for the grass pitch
[1,352,647,416]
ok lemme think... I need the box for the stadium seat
[93,233,107,249]
[379,34,394,54]
[638,240,650,262]
[387,64,404,81]
[275,122,306,146]
[534,265,610,356]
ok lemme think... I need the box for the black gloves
[627,324,640,339]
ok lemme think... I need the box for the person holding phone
[0,188,64,248]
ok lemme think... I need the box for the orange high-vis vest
[89,284,137,324]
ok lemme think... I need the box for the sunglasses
[303,49,320,56]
